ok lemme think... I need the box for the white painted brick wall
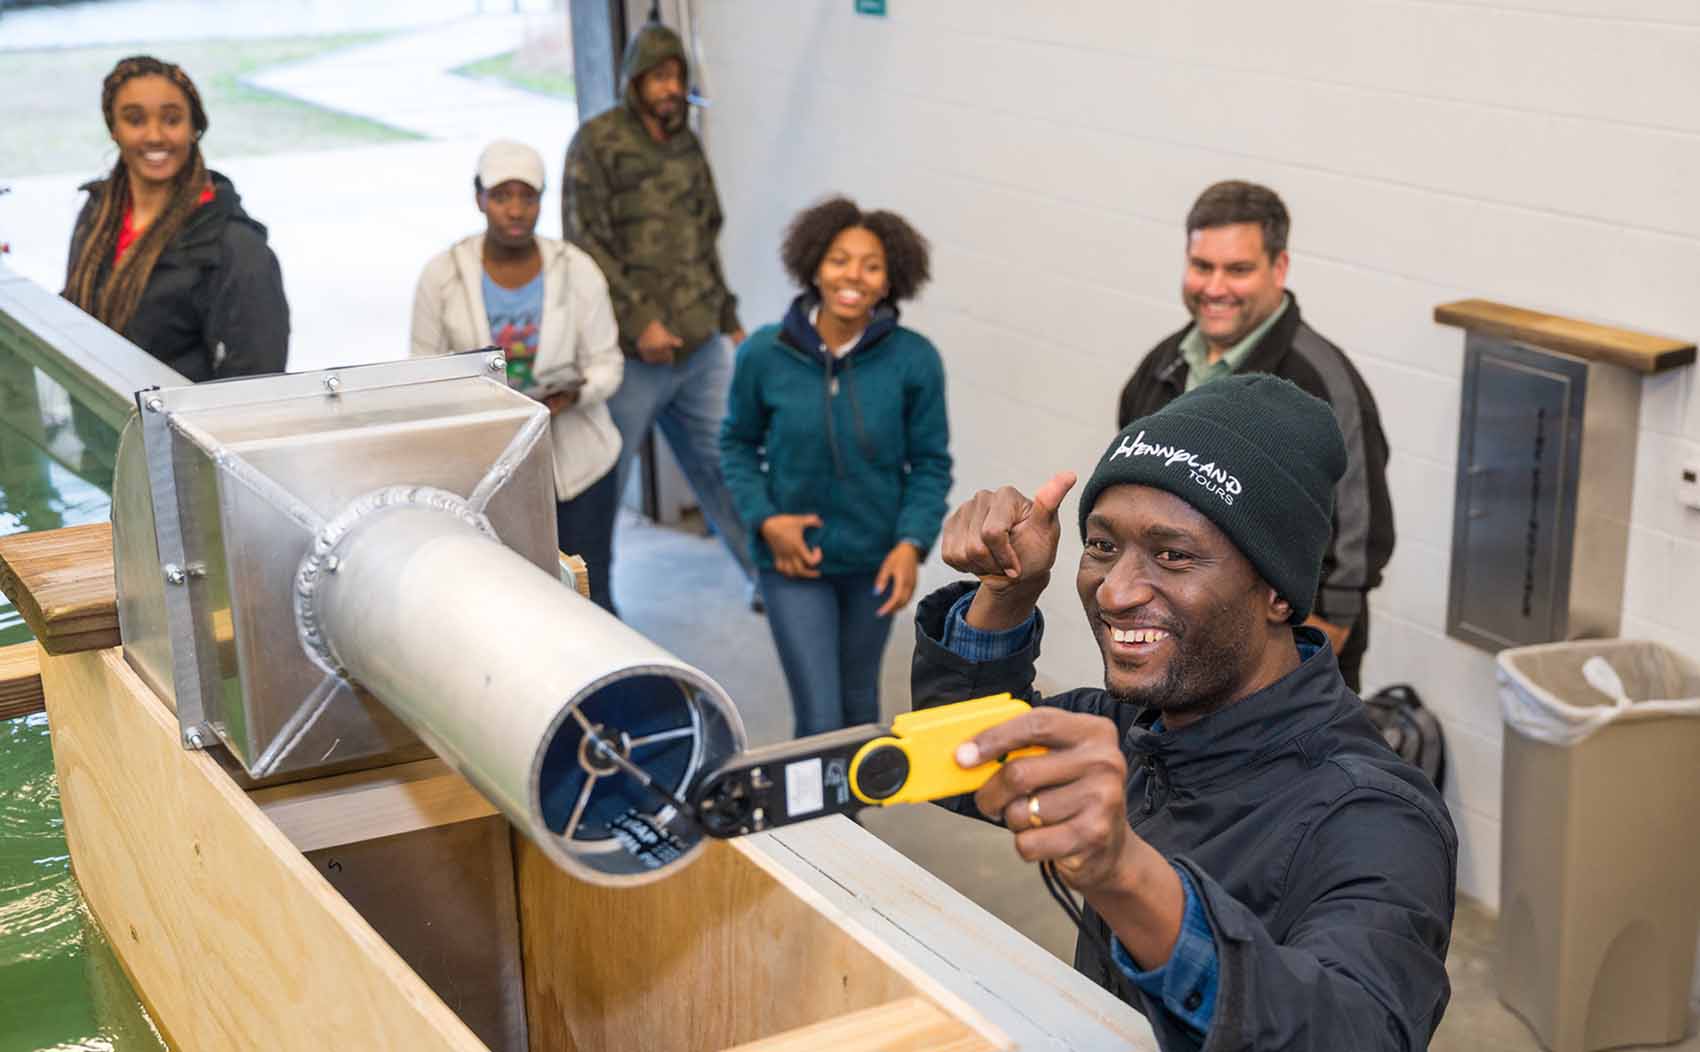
[694,0,1700,910]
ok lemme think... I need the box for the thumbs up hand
[939,472,1077,630]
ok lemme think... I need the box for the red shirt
[115,182,215,262]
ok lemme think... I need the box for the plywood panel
[516,837,998,1052]
[0,641,43,720]
[0,522,118,654]
[304,818,529,1052]
[40,646,489,1052]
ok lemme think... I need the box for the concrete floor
[616,512,1700,1051]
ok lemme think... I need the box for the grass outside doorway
[2,34,423,180]
[452,49,575,100]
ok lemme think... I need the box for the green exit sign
[855,0,886,14]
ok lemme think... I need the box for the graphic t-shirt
[482,270,544,392]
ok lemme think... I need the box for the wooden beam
[723,998,988,1052]
[40,646,490,1052]
[0,642,44,720]
[0,522,119,654]
[558,552,590,600]
[1434,299,1696,374]
[251,758,498,853]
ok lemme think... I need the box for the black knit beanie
[1078,374,1345,623]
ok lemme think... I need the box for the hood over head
[621,22,689,104]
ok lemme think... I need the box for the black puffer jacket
[912,583,1457,1051]
[66,170,289,381]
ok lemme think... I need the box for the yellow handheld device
[690,693,1046,838]
[848,695,1046,806]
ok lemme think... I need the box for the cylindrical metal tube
[312,501,744,886]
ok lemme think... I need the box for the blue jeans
[759,569,894,736]
[605,335,755,583]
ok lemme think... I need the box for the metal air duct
[111,352,744,885]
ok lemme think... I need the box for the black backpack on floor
[1362,684,1446,792]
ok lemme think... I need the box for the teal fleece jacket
[720,296,953,575]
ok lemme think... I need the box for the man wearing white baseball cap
[410,139,626,613]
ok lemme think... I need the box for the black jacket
[66,171,289,381]
[1118,296,1392,629]
[912,583,1456,1051]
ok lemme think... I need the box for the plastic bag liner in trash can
[1496,639,1700,1052]
[1499,639,1700,745]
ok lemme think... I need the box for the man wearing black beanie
[911,374,1456,1050]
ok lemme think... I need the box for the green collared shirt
[1179,294,1291,392]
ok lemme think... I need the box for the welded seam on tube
[466,409,550,513]
[294,485,499,676]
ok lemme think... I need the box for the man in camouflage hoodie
[563,22,756,604]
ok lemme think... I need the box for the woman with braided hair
[64,56,288,380]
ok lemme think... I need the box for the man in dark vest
[1118,181,1393,690]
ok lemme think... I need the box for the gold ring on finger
[1028,794,1044,829]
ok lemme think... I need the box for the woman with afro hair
[64,55,288,380]
[721,197,952,735]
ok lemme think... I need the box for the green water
[0,370,167,1050]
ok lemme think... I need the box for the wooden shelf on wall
[1434,299,1695,374]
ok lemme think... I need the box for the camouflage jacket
[562,23,740,359]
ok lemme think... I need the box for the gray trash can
[1497,639,1700,1052]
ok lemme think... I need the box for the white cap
[477,140,545,192]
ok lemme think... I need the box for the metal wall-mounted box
[1446,336,1640,652]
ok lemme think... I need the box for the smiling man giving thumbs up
[910,374,1456,1051]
